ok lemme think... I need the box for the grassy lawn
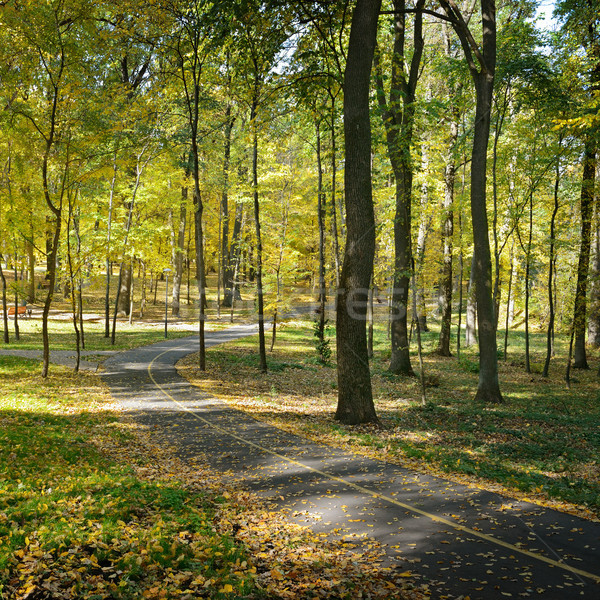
[0,318,196,352]
[178,318,600,521]
[0,355,425,600]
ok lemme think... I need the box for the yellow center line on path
[148,348,600,585]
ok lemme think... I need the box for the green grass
[0,356,256,599]
[0,319,195,352]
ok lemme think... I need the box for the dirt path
[103,328,600,599]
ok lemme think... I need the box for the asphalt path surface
[103,327,600,600]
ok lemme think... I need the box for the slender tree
[374,0,425,376]
[438,0,503,402]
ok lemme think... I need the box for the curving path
[103,327,600,600]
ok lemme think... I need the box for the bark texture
[335,0,381,425]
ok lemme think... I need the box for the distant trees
[0,0,596,408]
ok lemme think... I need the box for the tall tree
[157,0,215,369]
[2,0,94,376]
[556,0,600,369]
[374,0,425,376]
[231,0,290,373]
[335,0,381,425]
[438,0,503,402]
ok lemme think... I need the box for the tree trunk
[116,261,132,316]
[221,106,239,310]
[194,188,207,369]
[42,216,61,377]
[225,202,244,307]
[251,97,267,373]
[587,162,600,347]
[503,242,514,361]
[335,0,381,425]
[368,282,374,359]
[465,258,477,347]
[588,211,600,347]
[440,0,501,401]
[0,256,8,344]
[523,192,533,374]
[573,140,596,369]
[543,148,561,377]
[112,147,147,345]
[415,147,431,332]
[105,149,117,338]
[171,194,186,317]
[470,69,503,402]
[13,262,20,341]
[330,95,341,290]
[437,107,457,356]
[373,0,424,377]
[66,194,81,373]
[316,120,327,347]
[26,216,35,303]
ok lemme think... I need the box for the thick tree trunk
[374,0,423,376]
[335,0,381,425]
[573,140,596,369]
[470,67,503,402]
[389,176,414,374]
[440,0,501,401]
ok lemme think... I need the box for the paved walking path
[102,328,600,600]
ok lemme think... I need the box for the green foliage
[458,355,480,373]
[313,318,332,365]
